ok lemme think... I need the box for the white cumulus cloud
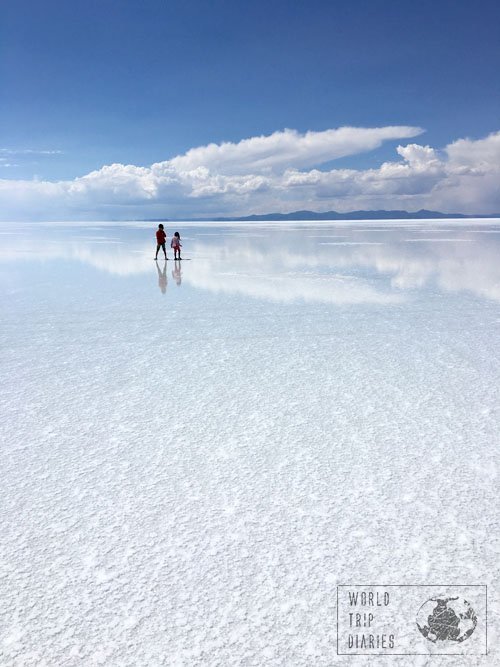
[0,127,499,220]
[165,126,424,174]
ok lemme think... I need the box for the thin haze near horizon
[1,0,499,220]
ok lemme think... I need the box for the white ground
[1,221,499,665]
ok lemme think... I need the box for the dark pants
[156,243,166,257]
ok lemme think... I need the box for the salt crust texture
[1,221,499,665]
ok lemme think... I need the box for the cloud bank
[0,126,499,220]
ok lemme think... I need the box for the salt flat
[1,220,499,665]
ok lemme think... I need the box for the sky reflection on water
[1,220,500,305]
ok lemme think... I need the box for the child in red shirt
[155,224,167,260]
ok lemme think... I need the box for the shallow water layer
[1,220,499,665]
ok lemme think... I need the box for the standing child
[155,224,167,260]
[171,231,182,260]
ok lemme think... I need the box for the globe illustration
[416,596,477,643]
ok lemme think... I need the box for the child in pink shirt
[170,231,182,260]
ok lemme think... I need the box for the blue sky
[1,0,499,218]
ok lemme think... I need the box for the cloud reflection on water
[1,222,499,304]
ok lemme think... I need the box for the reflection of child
[172,261,182,286]
[155,224,167,260]
[156,261,167,293]
[170,231,182,260]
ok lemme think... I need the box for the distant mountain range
[146,209,499,222]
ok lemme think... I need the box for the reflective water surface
[1,220,499,665]
[1,220,500,303]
